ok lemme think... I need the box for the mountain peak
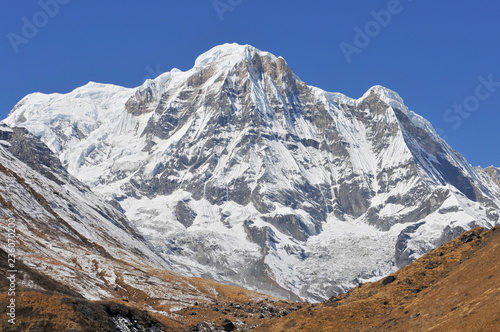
[137,44,285,95]
[360,85,407,111]
[358,85,441,139]
[194,43,278,71]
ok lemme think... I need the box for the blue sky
[1,0,499,167]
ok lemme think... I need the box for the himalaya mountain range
[1,43,499,303]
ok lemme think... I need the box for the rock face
[4,44,500,301]
[478,165,500,190]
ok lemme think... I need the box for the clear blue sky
[1,1,499,167]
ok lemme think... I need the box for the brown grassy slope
[0,265,299,332]
[0,292,177,332]
[257,226,500,332]
[0,245,299,331]
[0,247,176,331]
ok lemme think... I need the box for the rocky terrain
[4,43,499,302]
[478,165,500,189]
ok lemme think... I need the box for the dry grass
[257,226,500,331]
[0,292,175,331]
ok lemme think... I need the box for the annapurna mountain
[4,43,499,301]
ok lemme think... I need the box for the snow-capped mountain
[4,43,499,301]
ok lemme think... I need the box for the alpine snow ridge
[4,43,500,301]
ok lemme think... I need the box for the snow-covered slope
[4,43,499,301]
[0,123,173,299]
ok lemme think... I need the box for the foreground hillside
[0,245,295,331]
[258,226,500,331]
[1,226,497,331]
